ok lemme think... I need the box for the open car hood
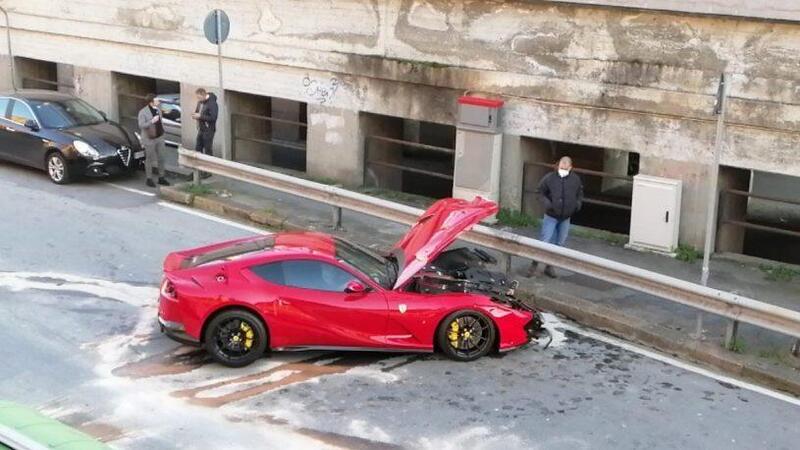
[392,197,498,289]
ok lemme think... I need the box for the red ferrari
[158,197,547,367]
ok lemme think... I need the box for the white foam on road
[0,272,158,307]
[540,312,569,348]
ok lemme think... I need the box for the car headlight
[73,140,100,159]
[134,131,142,146]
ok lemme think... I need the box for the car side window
[9,100,36,125]
[251,260,356,292]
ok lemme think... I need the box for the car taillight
[161,278,177,299]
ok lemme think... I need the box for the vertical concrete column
[524,138,555,218]
[499,135,524,210]
[56,63,76,95]
[307,104,363,186]
[71,67,117,120]
[715,166,751,253]
[639,156,708,249]
[180,82,226,158]
[0,55,14,91]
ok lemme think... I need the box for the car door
[2,99,46,167]
[248,258,389,348]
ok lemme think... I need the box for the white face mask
[558,168,570,178]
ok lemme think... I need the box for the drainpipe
[0,6,16,91]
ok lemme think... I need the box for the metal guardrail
[177,148,800,344]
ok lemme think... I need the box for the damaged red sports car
[158,197,548,367]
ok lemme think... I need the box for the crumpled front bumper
[525,314,553,349]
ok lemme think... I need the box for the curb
[159,184,306,231]
[527,290,800,396]
[157,184,800,397]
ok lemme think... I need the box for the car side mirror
[344,280,368,294]
[24,119,39,131]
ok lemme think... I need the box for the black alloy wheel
[203,309,268,367]
[437,310,496,362]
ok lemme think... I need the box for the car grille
[117,146,131,167]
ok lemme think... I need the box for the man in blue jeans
[526,156,584,278]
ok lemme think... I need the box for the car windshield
[334,238,396,289]
[28,98,106,129]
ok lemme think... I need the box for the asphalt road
[1,162,798,450]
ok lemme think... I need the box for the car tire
[203,309,268,368]
[437,310,496,362]
[46,152,71,185]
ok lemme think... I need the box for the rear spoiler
[163,235,274,272]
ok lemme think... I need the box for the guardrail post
[694,312,704,339]
[193,168,201,186]
[503,253,512,275]
[792,339,800,357]
[724,319,739,350]
[331,206,342,230]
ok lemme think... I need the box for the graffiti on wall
[302,75,339,104]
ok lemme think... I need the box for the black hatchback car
[0,90,144,184]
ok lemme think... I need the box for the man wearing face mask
[526,156,584,278]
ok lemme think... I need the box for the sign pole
[215,10,228,160]
[696,73,729,338]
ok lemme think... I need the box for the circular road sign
[203,9,230,45]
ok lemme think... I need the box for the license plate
[134,151,145,159]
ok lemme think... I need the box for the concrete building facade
[0,0,798,259]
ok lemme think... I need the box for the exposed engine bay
[409,247,527,310]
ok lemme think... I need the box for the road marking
[551,318,800,407]
[106,181,265,234]
[105,182,157,197]
[157,201,267,234]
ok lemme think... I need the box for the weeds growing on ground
[759,264,800,282]
[496,208,539,228]
[726,338,747,354]
[675,244,702,263]
[182,184,215,196]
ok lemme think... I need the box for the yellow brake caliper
[448,320,460,348]
[240,322,255,349]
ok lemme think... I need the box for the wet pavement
[1,162,798,449]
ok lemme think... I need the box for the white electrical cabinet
[628,175,682,253]
[452,96,505,223]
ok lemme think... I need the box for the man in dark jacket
[191,88,218,156]
[526,156,584,278]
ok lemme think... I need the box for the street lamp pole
[696,72,729,338]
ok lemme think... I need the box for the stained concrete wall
[545,1,800,22]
